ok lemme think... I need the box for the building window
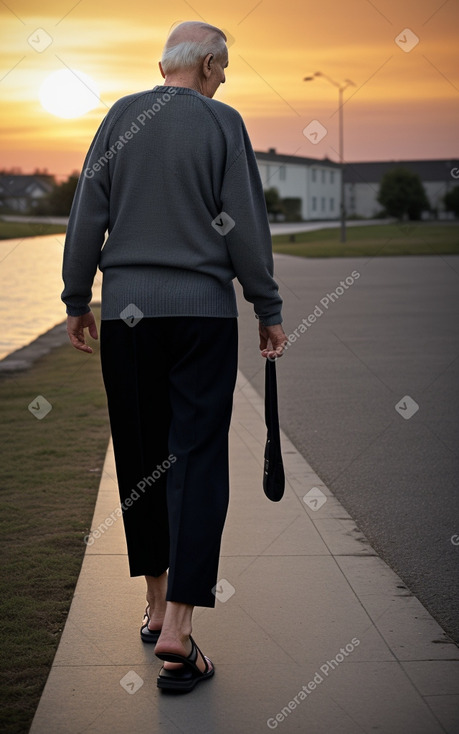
[312,196,317,211]
[321,170,326,184]
[321,197,326,211]
[311,168,317,182]
[330,198,334,211]
[279,166,286,181]
[330,171,335,184]
[258,165,268,186]
[263,165,271,186]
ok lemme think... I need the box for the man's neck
[162,75,202,95]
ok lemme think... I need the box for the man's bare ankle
[157,625,192,645]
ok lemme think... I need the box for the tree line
[3,167,459,220]
[265,168,459,221]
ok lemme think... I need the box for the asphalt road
[235,253,459,644]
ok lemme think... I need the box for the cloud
[0,0,457,170]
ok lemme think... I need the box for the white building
[344,159,459,219]
[255,151,459,221]
[255,148,341,221]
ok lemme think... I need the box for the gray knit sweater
[61,85,282,326]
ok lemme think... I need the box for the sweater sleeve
[61,115,111,316]
[220,122,283,326]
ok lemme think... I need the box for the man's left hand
[66,311,98,354]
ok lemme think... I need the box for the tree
[282,197,302,222]
[264,187,284,221]
[444,186,459,218]
[377,167,430,220]
[35,172,79,215]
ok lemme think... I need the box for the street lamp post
[304,72,355,243]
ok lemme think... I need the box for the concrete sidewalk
[30,371,459,734]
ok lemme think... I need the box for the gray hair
[161,24,227,75]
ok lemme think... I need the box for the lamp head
[304,72,321,81]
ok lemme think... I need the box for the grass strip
[0,306,110,734]
[271,223,459,257]
[0,222,67,240]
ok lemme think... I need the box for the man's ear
[158,61,165,79]
[202,53,213,79]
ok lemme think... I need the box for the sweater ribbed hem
[100,266,238,320]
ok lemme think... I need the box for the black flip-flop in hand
[263,358,285,502]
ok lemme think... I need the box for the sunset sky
[0,0,458,177]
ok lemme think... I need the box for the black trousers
[100,316,238,608]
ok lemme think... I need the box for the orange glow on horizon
[0,0,458,176]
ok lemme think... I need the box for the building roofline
[343,158,459,183]
[254,150,341,168]
[253,151,458,179]
[345,158,458,165]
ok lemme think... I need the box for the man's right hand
[259,323,287,360]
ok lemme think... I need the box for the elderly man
[62,20,286,691]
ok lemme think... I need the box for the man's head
[159,21,228,98]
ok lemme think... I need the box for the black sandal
[140,606,162,644]
[155,635,215,691]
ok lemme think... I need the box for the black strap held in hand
[263,358,285,502]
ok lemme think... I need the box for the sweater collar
[152,85,202,96]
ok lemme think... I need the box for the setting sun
[39,68,100,119]
[0,0,457,174]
